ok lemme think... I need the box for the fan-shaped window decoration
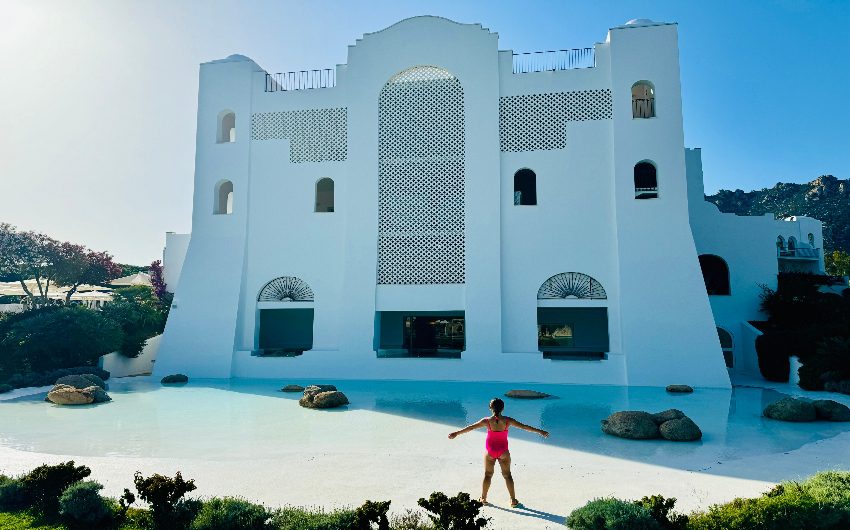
[538,272,607,300]
[257,276,314,302]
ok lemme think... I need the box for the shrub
[0,307,122,376]
[417,492,488,530]
[566,498,660,530]
[0,476,31,512]
[353,500,391,530]
[190,497,271,530]
[21,461,91,517]
[2,366,110,390]
[800,471,850,504]
[269,506,358,530]
[799,337,850,391]
[58,480,113,528]
[133,471,198,529]
[390,509,436,530]
[0,383,12,393]
[102,285,169,357]
[633,495,688,530]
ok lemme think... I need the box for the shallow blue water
[0,379,846,471]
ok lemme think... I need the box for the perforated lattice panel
[251,108,347,163]
[499,90,612,152]
[257,276,314,302]
[377,67,465,285]
[538,272,607,300]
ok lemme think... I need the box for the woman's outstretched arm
[448,418,487,439]
[507,417,550,437]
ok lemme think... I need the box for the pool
[1,378,846,473]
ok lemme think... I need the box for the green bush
[0,383,12,393]
[417,492,488,530]
[389,509,436,530]
[0,476,32,512]
[800,471,850,504]
[353,500,391,530]
[133,471,198,530]
[566,498,660,530]
[633,496,688,530]
[21,461,91,517]
[269,506,357,530]
[799,338,850,391]
[2,366,110,390]
[0,307,122,376]
[58,481,113,528]
[190,497,271,530]
[101,286,169,358]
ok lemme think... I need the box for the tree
[0,224,62,306]
[101,286,168,357]
[149,259,168,300]
[825,250,850,277]
[54,244,122,303]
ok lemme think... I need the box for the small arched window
[513,169,537,205]
[717,327,734,368]
[632,81,655,118]
[699,254,730,295]
[776,235,785,250]
[787,236,797,252]
[214,180,234,215]
[217,111,236,143]
[634,161,658,199]
[808,233,815,247]
[315,178,334,212]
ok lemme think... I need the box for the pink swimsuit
[485,418,509,459]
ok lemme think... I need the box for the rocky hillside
[705,175,850,253]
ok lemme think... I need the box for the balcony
[265,69,335,92]
[632,97,655,119]
[777,247,820,260]
[512,48,595,73]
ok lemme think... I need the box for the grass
[0,512,66,529]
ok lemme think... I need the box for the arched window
[214,180,233,215]
[513,169,537,205]
[538,272,607,300]
[217,111,236,143]
[776,235,785,250]
[634,161,658,199]
[315,178,334,212]
[632,81,655,118]
[698,254,730,295]
[808,233,815,247]
[787,236,797,253]
[717,327,734,368]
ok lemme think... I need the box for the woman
[448,398,549,507]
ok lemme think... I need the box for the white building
[155,17,823,387]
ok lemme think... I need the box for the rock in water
[505,390,552,399]
[56,374,107,390]
[82,386,112,403]
[280,385,305,392]
[665,385,693,393]
[650,409,686,425]
[161,374,189,384]
[601,411,660,439]
[813,399,850,422]
[659,417,702,441]
[47,385,94,405]
[763,397,817,422]
[305,384,337,393]
[299,386,349,409]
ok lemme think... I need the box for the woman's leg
[498,452,517,504]
[481,454,496,502]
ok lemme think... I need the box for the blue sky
[2,0,848,264]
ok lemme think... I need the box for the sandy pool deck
[1,377,849,529]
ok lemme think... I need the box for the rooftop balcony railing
[512,48,595,73]
[265,69,335,92]
[777,247,820,259]
[632,97,655,119]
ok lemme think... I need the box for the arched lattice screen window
[634,161,658,199]
[698,255,730,295]
[214,180,233,215]
[538,272,607,299]
[257,276,314,302]
[218,111,236,143]
[717,327,734,368]
[631,81,655,118]
[315,178,334,212]
[513,169,537,205]
[377,66,465,285]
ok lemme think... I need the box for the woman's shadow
[486,503,566,525]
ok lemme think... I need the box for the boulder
[763,397,817,422]
[665,385,694,393]
[651,409,686,425]
[659,417,702,441]
[280,385,305,392]
[825,380,850,395]
[601,411,660,440]
[299,389,349,409]
[813,399,850,422]
[47,385,94,405]
[305,384,337,393]
[161,374,189,384]
[505,389,552,399]
[82,386,112,403]
[56,374,107,390]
